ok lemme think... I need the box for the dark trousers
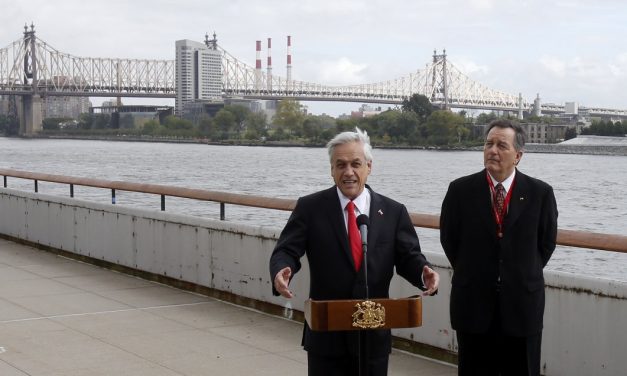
[307,352,389,376]
[456,328,542,376]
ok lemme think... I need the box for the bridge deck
[0,238,456,376]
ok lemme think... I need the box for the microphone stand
[356,215,370,376]
[360,237,369,376]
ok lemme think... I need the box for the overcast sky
[1,0,626,116]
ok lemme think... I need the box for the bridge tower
[267,38,272,92]
[19,24,43,136]
[430,49,449,110]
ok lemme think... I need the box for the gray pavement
[0,238,456,375]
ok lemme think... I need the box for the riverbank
[5,133,627,156]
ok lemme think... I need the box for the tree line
[580,120,627,137]
[32,95,485,147]
[5,94,625,143]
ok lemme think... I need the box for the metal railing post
[34,180,38,193]
[220,202,225,220]
[111,189,116,204]
[161,195,165,211]
[70,184,74,197]
[3,175,6,188]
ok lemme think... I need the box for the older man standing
[440,119,558,376]
[270,127,439,376]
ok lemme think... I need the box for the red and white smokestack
[267,38,272,91]
[286,35,292,86]
[255,40,262,91]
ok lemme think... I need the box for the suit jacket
[269,185,430,358]
[440,169,558,337]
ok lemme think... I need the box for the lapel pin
[520,197,524,201]
[378,209,383,215]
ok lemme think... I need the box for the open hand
[274,267,294,298]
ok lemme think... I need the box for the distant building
[91,105,173,128]
[43,96,91,119]
[175,35,222,117]
[0,95,9,115]
[351,104,384,118]
[182,97,278,126]
[1,94,90,120]
[522,123,572,144]
[564,102,579,115]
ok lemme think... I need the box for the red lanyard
[486,172,515,237]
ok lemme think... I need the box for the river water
[1,137,626,282]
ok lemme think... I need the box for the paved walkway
[0,238,456,375]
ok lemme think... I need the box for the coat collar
[324,184,382,271]
[473,168,531,237]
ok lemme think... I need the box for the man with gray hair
[270,127,439,376]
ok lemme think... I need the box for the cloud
[540,56,567,77]
[609,53,627,76]
[308,57,368,85]
[451,57,489,76]
[468,0,496,10]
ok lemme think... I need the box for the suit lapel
[323,186,356,269]
[471,171,496,236]
[504,169,529,231]
[366,186,383,253]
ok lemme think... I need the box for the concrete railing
[2,168,625,253]
[0,172,626,375]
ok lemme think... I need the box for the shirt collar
[488,169,516,192]
[336,187,370,215]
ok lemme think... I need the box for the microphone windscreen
[356,214,370,227]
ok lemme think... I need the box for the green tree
[564,127,577,140]
[336,118,360,133]
[243,112,268,140]
[425,110,464,145]
[163,115,194,131]
[213,109,236,139]
[273,100,305,137]
[141,119,161,135]
[303,116,323,142]
[78,113,94,129]
[42,118,71,130]
[476,111,498,124]
[198,115,217,139]
[401,94,434,123]
[224,104,251,137]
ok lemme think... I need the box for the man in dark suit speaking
[270,127,439,376]
[440,119,558,376]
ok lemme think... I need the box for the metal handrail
[1,168,626,254]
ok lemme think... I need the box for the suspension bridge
[1,25,626,135]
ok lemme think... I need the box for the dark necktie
[346,201,362,271]
[495,183,505,215]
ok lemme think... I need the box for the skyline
[1,0,626,116]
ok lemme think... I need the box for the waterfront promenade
[0,238,456,375]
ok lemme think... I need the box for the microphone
[356,214,369,246]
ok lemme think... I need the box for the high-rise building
[43,96,91,119]
[175,36,222,116]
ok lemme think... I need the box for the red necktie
[346,201,362,271]
[495,183,505,215]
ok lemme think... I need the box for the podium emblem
[352,300,386,329]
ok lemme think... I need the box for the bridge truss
[1,25,626,118]
[221,48,528,112]
[0,25,175,98]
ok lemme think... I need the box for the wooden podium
[304,297,422,331]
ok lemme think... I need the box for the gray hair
[486,119,526,151]
[326,127,373,163]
